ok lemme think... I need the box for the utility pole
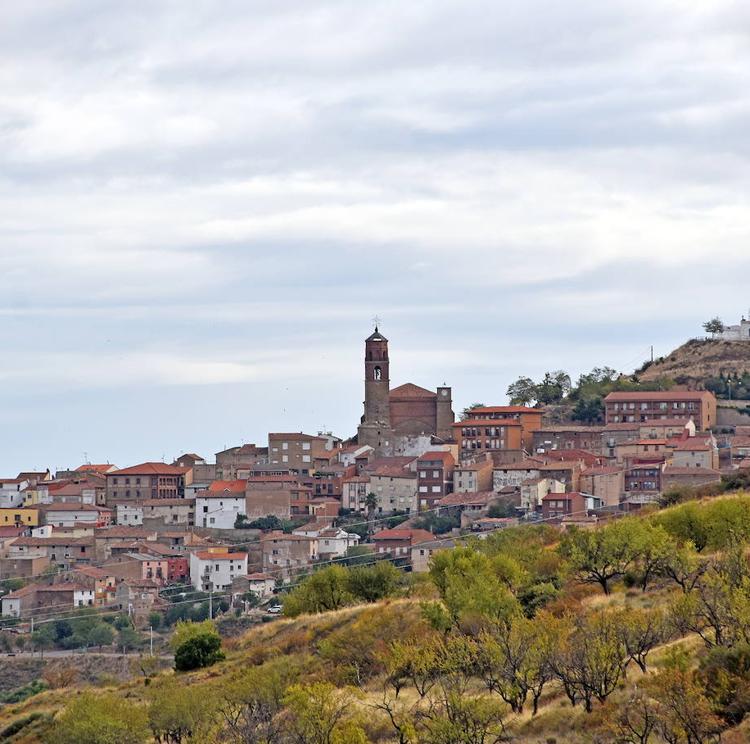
[650,345,654,363]
[209,589,213,620]
[149,625,153,657]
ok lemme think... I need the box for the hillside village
[2,325,750,742]
[2,326,750,628]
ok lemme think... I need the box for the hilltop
[638,338,750,387]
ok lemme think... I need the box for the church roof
[366,327,388,342]
[390,383,436,399]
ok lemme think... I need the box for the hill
[9,493,750,742]
[638,338,750,387]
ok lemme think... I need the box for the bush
[172,620,225,671]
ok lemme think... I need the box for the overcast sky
[1,1,749,473]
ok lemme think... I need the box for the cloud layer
[1,0,749,471]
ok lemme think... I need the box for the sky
[1,0,749,474]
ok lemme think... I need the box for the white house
[73,588,96,607]
[195,483,247,529]
[189,549,248,592]
[719,314,750,341]
[0,479,28,509]
[243,572,276,598]
[314,528,359,557]
[115,502,144,526]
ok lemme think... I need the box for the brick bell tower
[357,326,392,451]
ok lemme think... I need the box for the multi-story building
[452,419,522,458]
[453,459,494,493]
[261,532,318,581]
[106,463,189,502]
[371,528,434,559]
[604,391,717,431]
[458,406,544,451]
[215,444,268,480]
[38,503,112,528]
[341,475,371,512]
[368,464,418,514]
[492,460,543,490]
[0,508,38,528]
[190,548,248,593]
[579,466,625,508]
[531,425,604,455]
[195,481,247,529]
[670,437,719,470]
[268,433,338,475]
[416,451,455,510]
[520,477,565,512]
[624,463,663,506]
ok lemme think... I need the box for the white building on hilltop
[720,313,750,341]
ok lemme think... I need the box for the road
[5,650,173,660]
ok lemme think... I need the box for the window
[432,470,440,478]
[302,455,311,463]
[419,486,427,493]
[419,471,427,478]
[282,442,289,450]
[282,455,289,463]
[302,442,311,451]
[431,486,441,493]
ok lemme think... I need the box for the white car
[266,605,283,615]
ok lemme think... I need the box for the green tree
[283,565,354,617]
[703,317,725,337]
[477,612,558,715]
[549,611,627,712]
[213,657,296,744]
[506,376,537,406]
[47,691,149,744]
[118,626,142,653]
[559,519,643,595]
[32,623,56,659]
[88,623,114,651]
[571,396,604,424]
[147,677,216,744]
[346,561,402,603]
[172,620,225,671]
[282,682,367,744]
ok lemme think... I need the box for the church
[357,327,455,454]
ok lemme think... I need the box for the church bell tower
[358,326,391,450]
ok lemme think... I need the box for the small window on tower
[374,366,382,380]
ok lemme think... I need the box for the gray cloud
[0,0,749,471]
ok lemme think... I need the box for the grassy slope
[639,338,750,384]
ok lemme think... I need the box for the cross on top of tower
[372,315,381,331]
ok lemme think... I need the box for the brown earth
[638,338,750,385]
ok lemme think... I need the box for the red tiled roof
[370,466,417,478]
[605,391,714,402]
[95,527,157,538]
[673,439,714,451]
[194,550,248,561]
[663,467,721,477]
[110,462,187,476]
[246,572,274,580]
[417,451,454,464]
[372,528,434,544]
[389,383,436,399]
[468,406,542,415]
[437,491,498,507]
[208,480,247,494]
[75,464,117,473]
